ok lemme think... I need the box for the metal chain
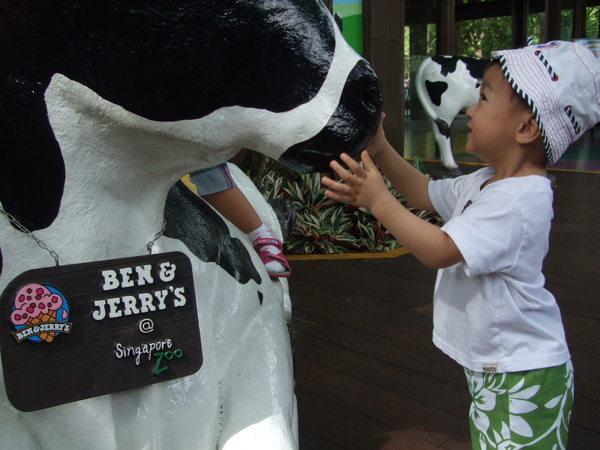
[0,205,61,265]
[1,204,167,262]
[146,220,167,254]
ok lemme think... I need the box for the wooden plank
[290,274,436,348]
[290,257,437,306]
[291,307,466,388]
[544,256,599,280]
[570,349,600,404]
[562,313,600,351]
[291,331,470,416]
[296,387,450,450]
[551,283,600,319]
[570,396,600,434]
[290,276,441,353]
[298,428,345,450]
[568,424,600,450]
[549,236,600,258]
[295,358,471,448]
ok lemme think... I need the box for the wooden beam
[437,0,456,55]
[512,0,529,47]
[545,0,562,41]
[573,0,588,39]
[456,0,512,21]
[365,0,405,152]
[362,0,372,61]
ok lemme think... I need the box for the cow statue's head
[0,0,383,232]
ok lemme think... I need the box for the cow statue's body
[415,55,489,174]
[0,1,382,448]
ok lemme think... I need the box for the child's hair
[491,41,600,165]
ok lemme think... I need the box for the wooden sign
[0,251,202,412]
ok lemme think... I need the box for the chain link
[1,205,167,263]
[0,205,61,265]
[146,220,167,254]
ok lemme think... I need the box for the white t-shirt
[428,167,570,373]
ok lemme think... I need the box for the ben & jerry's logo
[10,283,72,343]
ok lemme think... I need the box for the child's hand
[322,151,390,211]
[364,112,388,158]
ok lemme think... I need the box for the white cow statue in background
[415,55,489,174]
[0,0,382,448]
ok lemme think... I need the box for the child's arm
[322,151,463,269]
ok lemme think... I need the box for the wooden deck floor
[287,164,600,449]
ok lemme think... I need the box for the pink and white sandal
[253,238,291,278]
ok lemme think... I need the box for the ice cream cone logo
[10,283,72,343]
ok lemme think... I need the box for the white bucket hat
[492,40,600,165]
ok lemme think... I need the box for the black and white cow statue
[415,55,489,174]
[0,1,382,448]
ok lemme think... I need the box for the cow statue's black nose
[353,60,383,116]
[281,59,383,173]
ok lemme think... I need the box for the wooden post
[364,0,406,153]
[512,0,529,48]
[573,0,588,39]
[437,0,456,55]
[544,0,562,41]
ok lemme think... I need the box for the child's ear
[516,114,541,144]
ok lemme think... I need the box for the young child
[322,41,600,449]
[183,163,291,278]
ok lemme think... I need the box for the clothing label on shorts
[482,363,498,373]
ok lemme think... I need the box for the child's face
[464,64,529,163]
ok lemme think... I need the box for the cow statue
[0,1,382,449]
[415,55,489,174]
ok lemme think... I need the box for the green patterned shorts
[464,360,574,449]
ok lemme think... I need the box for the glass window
[586,6,600,39]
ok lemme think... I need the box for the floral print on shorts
[464,360,574,449]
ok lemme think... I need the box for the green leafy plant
[252,156,442,255]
